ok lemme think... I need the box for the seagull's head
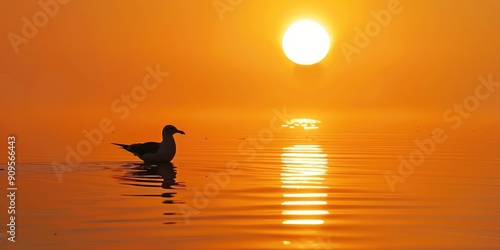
[162,125,185,137]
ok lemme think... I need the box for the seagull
[112,125,185,164]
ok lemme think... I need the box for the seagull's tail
[112,143,129,150]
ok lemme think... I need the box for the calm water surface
[2,129,499,249]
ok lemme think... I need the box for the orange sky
[1,0,500,162]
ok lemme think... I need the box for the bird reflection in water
[118,163,186,224]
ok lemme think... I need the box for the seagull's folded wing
[128,142,160,156]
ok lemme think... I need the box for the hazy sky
[1,0,500,162]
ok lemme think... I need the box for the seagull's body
[112,125,185,164]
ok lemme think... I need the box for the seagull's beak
[177,130,185,135]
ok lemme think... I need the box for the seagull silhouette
[112,125,185,164]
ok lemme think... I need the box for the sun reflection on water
[281,145,329,225]
[281,118,321,130]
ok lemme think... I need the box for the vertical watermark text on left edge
[6,136,17,243]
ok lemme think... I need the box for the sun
[282,20,331,65]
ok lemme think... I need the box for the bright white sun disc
[282,20,331,65]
